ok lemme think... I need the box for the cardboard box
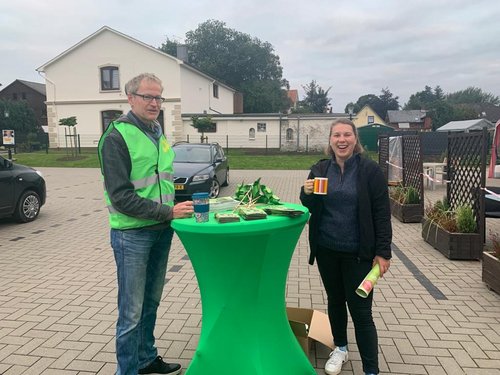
[287,307,333,354]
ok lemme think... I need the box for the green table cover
[171,202,314,375]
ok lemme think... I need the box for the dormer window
[100,66,120,91]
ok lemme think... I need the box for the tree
[349,94,382,117]
[0,99,38,135]
[405,85,440,109]
[426,101,456,130]
[240,80,291,113]
[378,87,400,118]
[446,87,500,105]
[59,116,78,157]
[347,88,399,120]
[159,20,289,113]
[191,116,214,143]
[159,39,178,56]
[294,80,331,113]
[404,85,493,130]
[405,86,455,129]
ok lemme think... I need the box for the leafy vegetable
[233,177,281,205]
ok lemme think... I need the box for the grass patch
[228,150,326,169]
[12,149,99,168]
[11,148,378,170]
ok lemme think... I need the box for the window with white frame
[249,128,256,140]
[213,83,219,98]
[257,123,266,132]
[101,110,123,133]
[157,110,165,133]
[368,116,374,124]
[100,66,120,91]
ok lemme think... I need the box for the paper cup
[192,192,210,223]
[313,177,328,195]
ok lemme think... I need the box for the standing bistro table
[171,202,315,375]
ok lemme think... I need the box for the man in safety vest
[98,73,193,375]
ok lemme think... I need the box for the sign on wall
[2,129,15,145]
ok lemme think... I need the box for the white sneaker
[325,347,349,375]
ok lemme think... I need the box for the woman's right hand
[303,179,315,195]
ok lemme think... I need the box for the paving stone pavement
[0,168,499,375]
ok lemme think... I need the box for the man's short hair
[125,73,163,95]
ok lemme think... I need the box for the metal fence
[3,128,487,160]
[0,131,49,154]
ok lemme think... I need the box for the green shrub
[405,186,420,204]
[424,199,477,233]
[389,185,420,204]
[455,204,477,233]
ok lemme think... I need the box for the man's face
[128,79,163,123]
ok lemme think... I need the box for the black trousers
[316,245,379,374]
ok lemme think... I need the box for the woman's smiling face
[329,123,357,162]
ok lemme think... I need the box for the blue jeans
[111,227,174,375]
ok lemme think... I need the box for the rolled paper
[356,264,381,298]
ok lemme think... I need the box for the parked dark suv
[172,142,229,199]
[0,155,46,222]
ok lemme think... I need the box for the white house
[180,112,350,152]
[37,26,350,151]
[37,26,236,148]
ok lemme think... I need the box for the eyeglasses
[132,93,166,103]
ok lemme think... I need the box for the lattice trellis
[446,129,487,241]
[378,134,423,206]
[402,135,424,204]
[378,135,389,181]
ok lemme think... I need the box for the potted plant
[482,230,500,294]
[389,185,422,223]
[421,198,482,260]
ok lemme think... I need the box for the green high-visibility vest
[98,121,175,229]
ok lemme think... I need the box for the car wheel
[222,169,230,187]
[209,179,221,198]
[14,190,41,223]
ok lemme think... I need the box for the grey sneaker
[325,347,348,375]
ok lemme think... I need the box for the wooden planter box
[390,198,422,223]
[421,218,482,260]
[482,251,500,295]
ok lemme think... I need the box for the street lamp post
[3,110,13,160]
[347,104,354,121]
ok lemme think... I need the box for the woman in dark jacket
[300,119,392,375]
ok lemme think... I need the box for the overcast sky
[1,0,499,112]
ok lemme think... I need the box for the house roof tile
[387,110,427,123]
